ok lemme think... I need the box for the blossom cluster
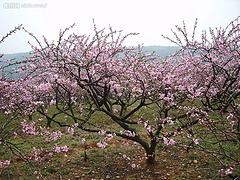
[53,145,69,153]
[163,137,176,146]
[97,132,114,149]
[0,160,10,168]
[219,167,233,177]
[21,120,38,135]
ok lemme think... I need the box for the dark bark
[145,138,158,165]
[146,150,156,164]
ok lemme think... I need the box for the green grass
[0,102,240,179]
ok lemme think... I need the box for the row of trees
[0,17,239,177]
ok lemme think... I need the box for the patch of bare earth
[41,139,229,180]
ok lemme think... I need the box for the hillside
[1,46,179,62]
[143,46,180,57]
[0,46,179,79]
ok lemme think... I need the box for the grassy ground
[0,128,234,180]
[0,105,239,179]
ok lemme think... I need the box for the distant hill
[143,46,180,58]
[0,52,31,79]
[1,52,31,61]
[0,46,179,79]
[0,46,179,62]
[0,52,31,67]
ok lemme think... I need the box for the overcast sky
[0,0,239,54]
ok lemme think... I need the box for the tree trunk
[146,150,156,164]
[145,139,157,165]
[46,116,52,128]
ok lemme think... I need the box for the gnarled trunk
[146,149,156,164]
[145,138,157,165]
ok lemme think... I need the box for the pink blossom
[138,117,145,124]
[13,132,18,138]
[73,123,79,128]
[105,133,114,141]
[0,160,10,168]
[227,113,234,121]
[146,125,154,133]
[21,120,38,135]
[97,140,108,149]
[30,147,43,162]
[122,154,131,160]
[219,167,233,176]
[33,171,41,179]
[98,130,106,135]
[163,137,176,146]
[37,83,51,92]
[66,127,74,136]
[81,138,86,145]
[53,145,69,153]
[193,138,199,145]
[123,130,136,137]
[131,163,136,168]
[49,131,62,141]
[113,108,118,113]
[49,99,56,105]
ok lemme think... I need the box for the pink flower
[81,138,86,145]
[0,160,10,168]
[193,138,199,145]
[163,137,176,146]
[225,167,233,175]
[105,133,114,141]
[138,117,145,124]
[37,83,51,92]
[66,127,74,136]
[53,145,69,153]
[220,167,233,176]
[33,171,41,179]
[146,125,154,133]
[21,120,38,135]
[49,99,56,105]
[49,131,62,141]
[30,147,42,162]
[97,140,108,149]
[113,108,118,113]
[124,130,136,137]
[227,113,234,121]
[131,164,136,168]
[122,154,131,160]
[13,132,18,138]
[98,130,106,135]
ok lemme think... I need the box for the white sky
[0,0,239,53]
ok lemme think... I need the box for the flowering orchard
[163,17,240,176]
[0,17,239,178]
